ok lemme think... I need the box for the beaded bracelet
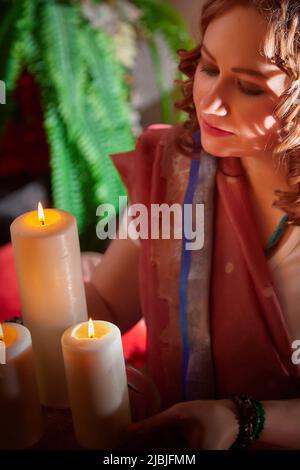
[252,399,265,440]
[230,395,265,449]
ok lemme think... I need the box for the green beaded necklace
[264,214,289,257]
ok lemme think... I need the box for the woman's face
[193,5,292,160]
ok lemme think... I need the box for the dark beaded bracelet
[252,399,265,440]
[230,395,265,449]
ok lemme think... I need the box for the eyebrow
[201,44,269,80]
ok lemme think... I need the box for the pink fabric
[112,125,184,408]
[211,157,300,399]
[111,125,300,408]
[0,243,22,320]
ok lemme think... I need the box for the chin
[200,139,237,158]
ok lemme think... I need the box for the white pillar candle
[62,320,131,449]
[10,205,88,408]
[0,322,44,449]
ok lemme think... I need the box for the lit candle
[0,322,44,449]
[61,319,131,449]
[10,203,88,408]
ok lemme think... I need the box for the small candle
[0,322,44,449]
[10,204,88,408]
[62,319,131,449]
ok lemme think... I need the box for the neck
[240,154,294,251]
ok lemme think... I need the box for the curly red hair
[175,0,300,224]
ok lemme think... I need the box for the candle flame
[88,318,95,338]
[38,202,45,225]
[0,323,3,341]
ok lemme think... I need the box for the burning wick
[38,202,45,226]
[88,318,95,339]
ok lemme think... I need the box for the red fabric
[211,157,300,400]
[0,243,21,320]
[112,125,300,409]
[0,243,146,368]
[111,124,184,409]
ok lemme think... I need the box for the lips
[203,119,233,134]
[201,119,234,137]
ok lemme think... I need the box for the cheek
[192,70,280,143]
[238,103,279,139]
[234,106,280,156]
[193,68,205,103]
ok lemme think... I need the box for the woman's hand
[125,399,239,450]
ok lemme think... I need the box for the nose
[200,83,229,117]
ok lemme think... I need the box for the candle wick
[41,220,45,226]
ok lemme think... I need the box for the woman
[84,0,300,449]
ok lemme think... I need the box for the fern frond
[44,104,87,233]
[77,25,135,213]
[41,1,85,135]
[0,0,36,134]
[0,1,22,88]
[17,0,40,73]
[80,26,133,132]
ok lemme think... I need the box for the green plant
[0,0,192,248]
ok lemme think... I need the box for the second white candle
[62,320,131,449]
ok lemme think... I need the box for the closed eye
[198,65,265,97]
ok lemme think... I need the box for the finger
[128,406,181,434]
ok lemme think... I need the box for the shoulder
[137,123,187,149]
[112,123,188,167]
[136,122,192,170]
[136,124,177,153]
[110,123,191,204]
[135,123,188,168]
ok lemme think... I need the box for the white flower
[113,22,138,69]
[81,0,120,34]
